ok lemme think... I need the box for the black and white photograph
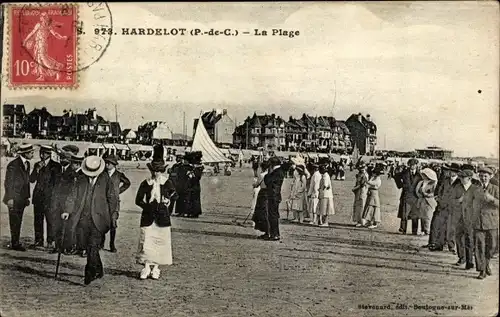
[0,2,498,316]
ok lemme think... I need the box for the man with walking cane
[62,155,118,285]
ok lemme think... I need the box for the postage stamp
[7,4,78,89]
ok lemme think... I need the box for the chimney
[93,110,97,120]
[69,110,73,117]
[366,114,371,122]
[357,113,362,122]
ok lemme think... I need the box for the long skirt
[318,197,335,216]
[308,198,319,216]
[252,190,268,233]
[136,223,173,266]
[352,194,366,223]
[363,205,381,224]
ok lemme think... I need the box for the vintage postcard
[0,2,499,317]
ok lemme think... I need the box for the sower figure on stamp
[63,156,118,285]
[100,154,131,253]
[29,145,62,249]
[49,145,81,254]
[472,167,499,279]
[3,144,34,251]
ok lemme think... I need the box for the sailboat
[189,116,231,164]
[352,143,360,166]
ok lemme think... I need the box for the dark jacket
[3,156,31,207]
[30,159,62,206]
[108,169,131,213]
[471,182,499,230]
[394,168,422,219]
[65,172,119,235]
[264,165,288,202]
[135,178,178,227]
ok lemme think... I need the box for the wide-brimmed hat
[104,154,119,166]
[147,144,167,172]
[81,156,105,177]
[478,167,494,175]
[443,162,461,172]
[17,144,34,154]
[458,169,474,178]
[408,158,419,166]
[420,167,438,182]
[61,144,80,155]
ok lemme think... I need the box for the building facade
[193,109,235,146]
[416,146,453,160]
[345,113,377,155]
[233,113,286,150]
[2,104,26,137]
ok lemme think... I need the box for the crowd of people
[2,142,498,285]
[2,143,205,285]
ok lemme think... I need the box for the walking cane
[55,219,67,279]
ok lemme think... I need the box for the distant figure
[318,160,335,227]
[362,166,383,229]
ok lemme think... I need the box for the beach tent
[190,117,231,164]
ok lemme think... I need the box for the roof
[201,110,225,126]
[27,107,52,118]
[3,104,25,116]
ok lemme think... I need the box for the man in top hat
[3,144,35,251]
[394,158,422,234]
[63,156,118,285]
[471,167,499,279]
[451,166,481,269]
[168,155,184,216]
[50,145,82,254]
[100,154,131,253]
[426,163,461,252]
[28,144,62,249]
[262,156,290,241]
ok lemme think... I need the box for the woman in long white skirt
[318,161,335,227]
[135,145,178,280]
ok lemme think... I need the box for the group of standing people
[251,156,337,239]
[3,143,206,285]
[393,158,499,280]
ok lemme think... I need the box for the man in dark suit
[394,158,422,234]
[100,154,131,252]
[29,145,62,249]
[167,155,183,216]
[63,156,118,285]
[472,167,499,279]
[3,144,34,251]
[263,157,290,241]
[50,145,81,254]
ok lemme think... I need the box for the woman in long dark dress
[185,158,204,218]
[252,161,270,237]
[135,145,178,280]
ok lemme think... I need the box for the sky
[1,2,498,157]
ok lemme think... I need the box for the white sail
[191,117,231,164]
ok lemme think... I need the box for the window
[3,116,10,122]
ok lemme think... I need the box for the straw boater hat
[17,143,34,154]
[419,167,438,182]
[147,144,166,172]
[39,144,53,153]
[81,155,105,177]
